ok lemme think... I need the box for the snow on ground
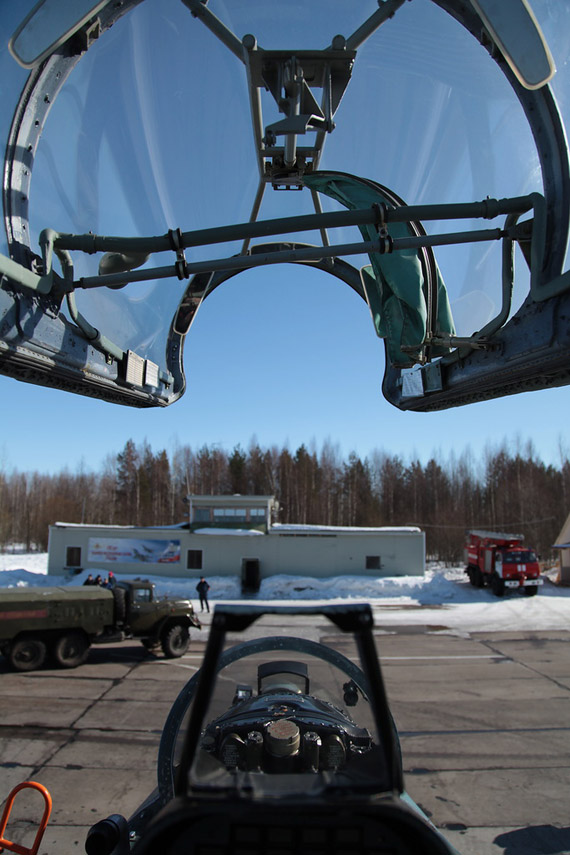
[0,551,569,633]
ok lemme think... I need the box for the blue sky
[1,259,569,476]
[1,0,569,476]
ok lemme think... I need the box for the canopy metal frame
[181,0,407,254]
[1,0,569,410]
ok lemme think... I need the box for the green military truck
[0,580,202,671]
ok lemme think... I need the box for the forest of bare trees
[1,437,569,564]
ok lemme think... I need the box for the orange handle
[0,782,52,855]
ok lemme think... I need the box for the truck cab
[118,581,162,630]
[118,580,202,656]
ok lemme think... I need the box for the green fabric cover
[304,173,455,367]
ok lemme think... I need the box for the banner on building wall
[87,537,181,564]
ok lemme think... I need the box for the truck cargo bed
[0,586,115,638]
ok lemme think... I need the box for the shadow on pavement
[494,825,570,855]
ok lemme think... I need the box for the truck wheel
[491,574,505,597]
[525,585,538,597]
[161,624,189,658]
[53,632,90,668]
[9,637,47,672]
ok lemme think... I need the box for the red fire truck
[464,530,542,597]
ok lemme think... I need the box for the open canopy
[1,0,569,410]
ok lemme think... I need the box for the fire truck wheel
[491,574,505,597]
[9,637,47,671]
[525,585,538,596]
[53,631,90,668]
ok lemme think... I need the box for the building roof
[53,521,189,530]
[186,495,277,507]
[271,524,421,535]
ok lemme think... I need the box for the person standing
[196,576,210,613]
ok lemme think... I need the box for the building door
[242,558,260,593]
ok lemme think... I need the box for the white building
[554,511,570,583]
[47,495,425,588]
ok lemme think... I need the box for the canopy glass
[1,0,569,408]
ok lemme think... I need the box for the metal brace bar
[77,227,506,290]
[382,195,535,223]
[310,189,331,252]
[53,196,533,256]
[394,227,503,250]
[343,0,409,51]
[240,180,267,255]
[54,207,386,254]
[242,34,266,183]
[180,0,244,63]
[426,334,492,350]
[78,239,385,288]
[0,253,53,294]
